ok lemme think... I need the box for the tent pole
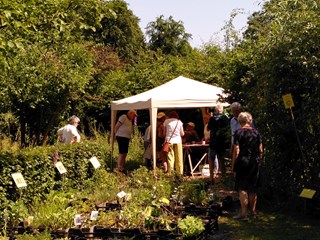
[151,108,158,175]
[110,109,117,171]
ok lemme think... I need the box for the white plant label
[11,172,27,188]
[117,190,126,199]
[90,211,99,221]
[89,156,101,169]
[55,161,67,174]
[74,214,82,226]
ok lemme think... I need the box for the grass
[213,175,320,240]
[219,212,320,240]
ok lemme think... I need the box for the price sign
[282,93,294,109]
[89,156,101,169]
[55,161,67,174]
[11,172,27,188]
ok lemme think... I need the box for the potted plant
[177,216,205,240]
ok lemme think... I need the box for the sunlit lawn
[218,204,320,240]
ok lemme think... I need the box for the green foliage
[123,127,145,170]
[87,169,129,204]
[177,215,205,239]
[0,133,218,237]
[146,15,192,56]
[0,136,112,207]
[4,200,29,229]
[16,231,52,240]
[86,0,145,60]
[223,0,320,202]
[0,0,145,146]
[30,191,77,230]
[179,180,209,206]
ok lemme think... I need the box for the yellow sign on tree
[282,93,294,109]
[299,188,316,199]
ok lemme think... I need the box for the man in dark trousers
[207,104,230,182]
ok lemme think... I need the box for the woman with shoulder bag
[163,111,184,175]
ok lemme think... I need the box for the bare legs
[161,151,168,173]
[117,153,127,172]
[239,190,249,217]
[249,192,257,215]
[238,190,257,217]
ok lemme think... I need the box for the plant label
[90,211,98,221]
[89,156,101,169]
[282,93,294,109]
[74,214,82,225]
[117,190,126,199]
[11,172,27,188]
[201,164,210,177]
[55,161,67,174]
[299,188,316,199]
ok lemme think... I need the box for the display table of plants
[2,167,222,240]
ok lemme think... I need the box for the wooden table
[183,143,209,177]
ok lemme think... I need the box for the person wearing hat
[182,122,200,144]
[182,121,200,175]
[57,115,81,144]
[143,112,167,171]
[114,109,137,174]
[156,112,168,172]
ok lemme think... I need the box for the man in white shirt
[57,115,81,144]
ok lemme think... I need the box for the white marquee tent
[110,76,228,170]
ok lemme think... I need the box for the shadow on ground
[193,174,320,240]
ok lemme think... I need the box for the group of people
[59,102,263,220]
[143,111,185,174]
[206,102,263,220]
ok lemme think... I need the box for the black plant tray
[174,203,221,219]
[90,226,182,240]
[93,226,143,239]
[95,202,122,211]
[68,227,95,239]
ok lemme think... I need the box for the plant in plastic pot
[177,216,205,239]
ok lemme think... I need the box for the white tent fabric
[110,76,228,171]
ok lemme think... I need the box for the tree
[85,0,145,61]
[223,0,320,200]
[0,0,97,146]
[145,15,192,56]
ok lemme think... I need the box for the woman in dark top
[232,112,263,220]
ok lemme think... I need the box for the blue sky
[125,0,263,48]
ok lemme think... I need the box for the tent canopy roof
[111,76,228,110]
[110,76,229,171]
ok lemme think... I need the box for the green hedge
[0,139,112,206]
